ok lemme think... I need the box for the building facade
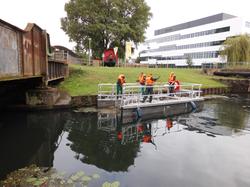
[140,13,250,67]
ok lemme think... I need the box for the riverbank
[58,65,226,96]
[5,65,250,111]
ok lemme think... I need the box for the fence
[98,82,202,108]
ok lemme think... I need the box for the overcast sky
[1,0,250,50]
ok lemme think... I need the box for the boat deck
[122,96,204,109]
[97,82,204,122]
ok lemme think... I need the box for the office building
[140,13,250,67]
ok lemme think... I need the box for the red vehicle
[103,48,118,67]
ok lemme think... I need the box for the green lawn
[58,65,226,96]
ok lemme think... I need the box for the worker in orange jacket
[142,122,157,149]
[117,74,125,95]
[166,118,173,131]
[138,72,146,94]
[168,72,175,84]
[142,73,158,103]
[168,72,175,93]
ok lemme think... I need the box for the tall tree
[61,0,152,58]
[220,34,250,67]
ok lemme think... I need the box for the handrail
[98,82,202,107]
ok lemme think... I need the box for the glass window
[246,22,250,28]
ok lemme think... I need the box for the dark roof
[154,13,236,36]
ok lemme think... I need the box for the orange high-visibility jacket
[168,72,175,83]
[146,75,155,86]
[118,74,125,85]
[167,119,173,129]
[139,74,146,85]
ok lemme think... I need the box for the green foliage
[58,65,226,96]
[220,34,250,67]
[61,0,152,58]
[1,164,114,187]
[186,55,193,67]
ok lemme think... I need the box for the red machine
[103,48,118,67]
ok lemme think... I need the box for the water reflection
[1,95,250,186]
[65,112,140,172]
[0,111,67,179]
[176,98,250,137]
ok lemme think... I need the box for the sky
[1,0,250,50]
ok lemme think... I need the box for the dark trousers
[140,84,145,95]
[142,86,153,103]
[169,82,175,93]
[117,83,123,95]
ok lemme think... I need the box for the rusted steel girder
[0,19,68,85]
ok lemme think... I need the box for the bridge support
[26,87,71,107]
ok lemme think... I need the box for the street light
[88,38,92,66]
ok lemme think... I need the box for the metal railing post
[191,85,194,98]
[112,84,115,99]
[97,82,203,108]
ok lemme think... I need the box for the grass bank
[59,65,226,96]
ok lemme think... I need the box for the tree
[220,34,250,67]
[186,55,193,67]
[61,0,152,59]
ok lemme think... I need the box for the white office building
[140,13,250,67]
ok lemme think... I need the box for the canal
[1,94,250,187]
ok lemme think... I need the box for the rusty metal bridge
[0,19,68,85]
[0,19,70,107]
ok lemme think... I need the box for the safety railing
[98,82,202,108]
[98,83,137,100]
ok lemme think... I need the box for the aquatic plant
[0,165,119,187]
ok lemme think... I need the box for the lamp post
[88,38,92,66]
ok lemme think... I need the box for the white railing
[98,82,202,107]
[97,83,139,100]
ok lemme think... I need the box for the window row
[140,51,219,61]
[141,40,224,54]
[146,27,230,44]
[246,21,250,28]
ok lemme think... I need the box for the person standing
[142,73,157,103]
[166,118,173,132]
[168,72,175,83]
[168,72,176,93]
[117,74,125,96]
[138,72,146,94]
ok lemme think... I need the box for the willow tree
[220,34,250,67]
[61,0,152,58]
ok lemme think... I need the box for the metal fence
[98,82,202,108]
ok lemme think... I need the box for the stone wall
[71,95,97,107]
[217,79,250,93]
[201,87,229,95]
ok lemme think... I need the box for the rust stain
[0,19,68,83]
[0,23,20,77]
